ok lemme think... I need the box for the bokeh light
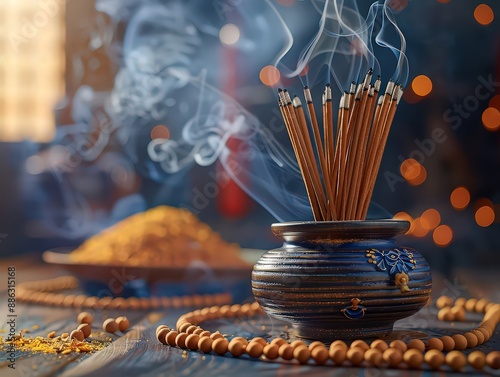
[421,209,441,230]
[412,218,429,238]
[474,4,494,26]
[400,158,421,181]
[474,198,494,211]
[489,94,500,111]
[482,107,500,131]
[433,225,453,247]
[150,125,170,140]
[259,66,281,87]
[407,165,427,186]
[436,0,450,3]
[411,75,433,97]
[219,24,240,46]
[450,186,470,210]
[475,206,495,227]
[393,212,414,234]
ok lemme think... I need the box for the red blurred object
[217,22,251,218]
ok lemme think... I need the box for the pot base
[293,322,394,341]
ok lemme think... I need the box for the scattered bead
[439,336,455,352]
[75,323,91,339]
[102,318,119,333]
[468,351,486,370]
[446,350,467,372]
[70,329,84,341]
[116,316,130,332]
[293,345,311,364]
[407,339,425,353]
[77,312,94,325]
[424,349,445,370]
[486,351,500,369]
[403,349,423,369]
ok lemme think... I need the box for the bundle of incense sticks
[277,69,404,221]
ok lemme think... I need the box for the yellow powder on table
[0,334,109,355]
[69,206,247,268]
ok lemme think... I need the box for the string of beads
[156,298,500,371]
[16,275,232,310]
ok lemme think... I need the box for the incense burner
[251,220,432,340]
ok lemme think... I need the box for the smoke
[28,0,407,235]
[104,0,407,221]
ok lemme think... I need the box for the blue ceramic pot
[252,220,432,340]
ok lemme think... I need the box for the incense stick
[276,70,403,221]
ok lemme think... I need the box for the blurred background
[0,0,498,276]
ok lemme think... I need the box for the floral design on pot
[366,248,416,293]
[341,298,366,320]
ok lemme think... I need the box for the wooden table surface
[0,256,498,377]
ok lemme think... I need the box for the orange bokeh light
[450,186,470,210]
[407,165,427,186]
[475,206,495,227]
[489,94,500,111]
[150,125,170,140]
[400,158,422,181]
[482,107,500,131]
[259,66,281,87]
[436,0,450,3]
[412,218,429,238]
[411,75,433,97]
[421,209,441,230]
[433,225,453,247]
[474,4,494,26]
[393,212,414,234]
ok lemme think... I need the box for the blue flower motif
[366,248,416,276]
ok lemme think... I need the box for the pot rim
[271,219,409,243]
